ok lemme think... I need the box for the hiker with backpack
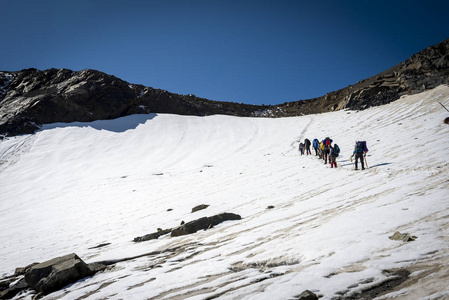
[351,141,369,170]
[322,137,333,164]
[304,138,312,155]
[313,138,320,156]
[329,144,340,168]
[299,142,305,155]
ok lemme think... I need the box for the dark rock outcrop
[191,204,209,213]
[295,290,319,300]
[24,253,94,295]
[134,212,241,241]
[275,38,449,115]
[0,278,28,300]
[0,69,265,136]
[1,38,448,136]
[171,213,241,237]
[134,228,172,242]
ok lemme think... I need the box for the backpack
[356,141,365,154]
[324,138,332,149]
[332,144,340,157]
[313,139,319,148]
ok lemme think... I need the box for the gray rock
[24,253,94,295]
[86,262,107,273]
[191,204,209,213]
[14,262,39,276]
[389,231,417,242]
[295,290,319,300]
[0,278,29,299]
[134,228,172,242]
[171,213,241,237]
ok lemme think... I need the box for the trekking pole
[439,102,449,112]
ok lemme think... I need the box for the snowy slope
[1,85,449,300]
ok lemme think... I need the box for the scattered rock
[295,290,319,300]
[0,278,29,299]
[14,262,40,276]
[192,204,209,213]
[389,231,417,242]
[87,262,108,273]
[24,253,95,295]
[444,117,449,124]
[266,205,275,209]
[133,228,172,242]
[167,208,173,211]
[171,213,241,237]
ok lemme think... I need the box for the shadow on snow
[39,113,157,133]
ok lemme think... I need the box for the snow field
[0,85,449,299]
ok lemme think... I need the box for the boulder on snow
[295,290,319,300]
[24,253,94,295]
[389,231,417,242]
[133,228,172,242]
[444,117,449,124]
[171,213,241,237]
[191,204,209,213]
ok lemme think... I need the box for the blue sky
[1,0,448,105]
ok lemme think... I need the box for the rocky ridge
[1,38,448,136]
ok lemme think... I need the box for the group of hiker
[298,138,369,170]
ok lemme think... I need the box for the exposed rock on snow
[171,213,242,237]
[389,231,417,242]
[24,253,94,295]
[134,212,242,241]
[295,290,319,300]
[134,228,172,242]
[0,277,28,300]
[191,204,210,213]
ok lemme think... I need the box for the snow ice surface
[1,85,449,299]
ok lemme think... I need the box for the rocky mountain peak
[1,38,448,136]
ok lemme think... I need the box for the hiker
[320,141,324,159]
[322,137,333,164]
[351,141,368,170]
[329,144,340,168]
[313,138,320,156]
[304,139,312,155]
[299,142,305,155]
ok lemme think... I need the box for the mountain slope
[0,85,448,299]
[1,38,448,137]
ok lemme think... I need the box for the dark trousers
[324,148,330,164]
[355,153,365,170]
